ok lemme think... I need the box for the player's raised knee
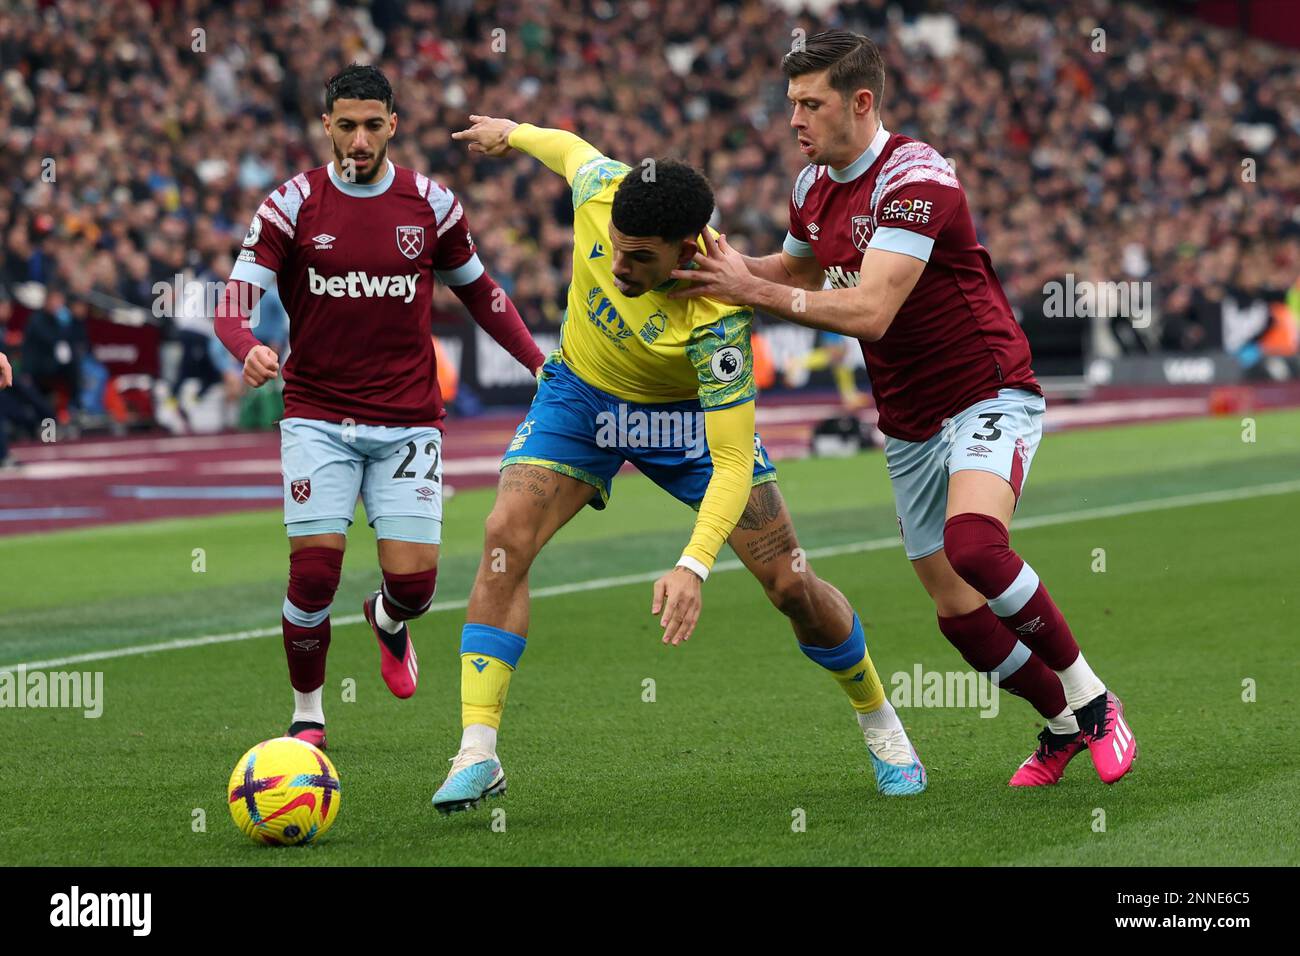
[381,566,437,621]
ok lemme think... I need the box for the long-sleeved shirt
[508,123,758,576]
[217,159,542,427]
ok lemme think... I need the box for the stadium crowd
[0,0,1297,453]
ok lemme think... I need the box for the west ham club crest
[291,478,311,504]
[396,225,425,260]
[851,215,872,252]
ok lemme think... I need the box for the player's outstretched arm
[672,232,924,341]
[453,115,604,185]
[451,115,518,158]
[741,250,826,291]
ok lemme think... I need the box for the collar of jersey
[652,272,688,294]
[826,125,890,183]
[327,159,395,197]
[650,258,699,294]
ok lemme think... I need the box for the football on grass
[227,737,341,846]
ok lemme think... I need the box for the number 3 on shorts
[971,413,1003,442]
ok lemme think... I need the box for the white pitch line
[3,478,1297,674]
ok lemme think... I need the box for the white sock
[292,685,324,725]
[374,595,405,634]
[1056,655,1106,711]
[856,699,904,732]
[1047,706,1080,736]
[460,723,497,755]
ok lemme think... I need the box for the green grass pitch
[1,410,1297,866]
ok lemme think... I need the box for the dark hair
[324,64,394,114]
[611,160,715,242]
[782,30,885,111]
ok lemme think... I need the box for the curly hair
[611,159,715,242]
[324,63,394,114]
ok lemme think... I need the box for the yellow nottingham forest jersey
[508,124,756,411]
[506,123,759,577]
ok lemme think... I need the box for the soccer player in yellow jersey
[432,115,926,813]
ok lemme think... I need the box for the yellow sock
[460,653,514,730]
[459,623,526,731]
[831,650,887,714]
[799,614,887,715]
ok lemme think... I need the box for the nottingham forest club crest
[638,309,668,345]
[851,215,873,253]
[396,226,425,260]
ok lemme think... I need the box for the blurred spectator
[20,286,87,424]
[0,293,56,466]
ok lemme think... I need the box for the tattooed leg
[727,482,854,648]
[729,485,914,777]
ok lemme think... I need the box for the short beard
[332,141,388,184]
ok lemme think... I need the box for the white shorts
[883,389,1045,560]
[279,417,444,544]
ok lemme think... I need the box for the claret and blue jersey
[784,124,1041,442]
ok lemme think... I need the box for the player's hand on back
[452,115,519,158]
[243,344,280,388]
[652,566,704,647]
[0,351,11,389]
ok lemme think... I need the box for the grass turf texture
[0,410,1297,865]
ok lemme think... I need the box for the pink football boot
[1076,691,1137,784]
[287,722,327,751]
[1009,727,1086,786]
[363,591,419,699]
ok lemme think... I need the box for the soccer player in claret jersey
[215,66,544,749]
[429,113,926,813]
[675,31,1137,787]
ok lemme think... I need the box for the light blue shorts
[884,389,1046,560]
[279,417,444,544]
